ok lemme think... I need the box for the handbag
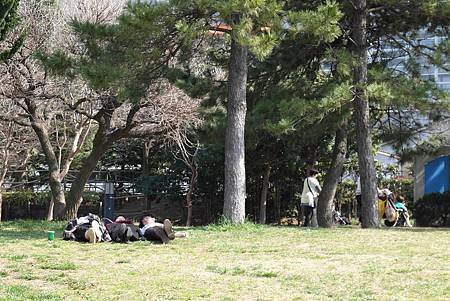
[301,178,315,207]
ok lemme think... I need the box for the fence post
[104,183,114,219]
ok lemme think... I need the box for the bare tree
[0,100,35,221]
[0,0,124,219]
[63,81,201,219]
[60,0,125,24]
[28,0,202,219]
[169,127,201,227]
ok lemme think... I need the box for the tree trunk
[0,163,7,222]
[0,188,3,222]
[351,0,379,228]
[223,14,248,224]
[64,139,111,220]
[143,140,151,176]
[48,175,65,219]
[31,122,66,219]
[275,185,281,225]
[259,164,271,224]
[317,123,348,228]
[185,166,197,227]
[47,197,54,221]
[186,191,193,227]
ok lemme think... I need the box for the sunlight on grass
[0,220,449,300]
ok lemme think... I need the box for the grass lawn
[0,220,449,300]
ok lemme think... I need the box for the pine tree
[208,0,283,224]
[242,0,449,227]
[172,0,343,224]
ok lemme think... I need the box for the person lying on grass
[139,215,187,244]
[63,213,111,244]
[104,216,142,243]
[138,215,175,244]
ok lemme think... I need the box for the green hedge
[413,191,450,227]
[2,190,102,206]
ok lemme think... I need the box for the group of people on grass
[63,214,185,244]
[300,168,412,227]
[63,169,411,235]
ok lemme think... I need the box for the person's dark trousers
[303,206,314,227]
[356,194,362,222]
[144,227,170,244]
[107,223,132,243]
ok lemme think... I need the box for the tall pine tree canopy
[245,0,450,146]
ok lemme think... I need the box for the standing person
[300,168,321,227]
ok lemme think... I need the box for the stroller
[333,210,350,225]
[378,189,408,227]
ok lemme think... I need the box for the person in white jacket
[300,168,321,227]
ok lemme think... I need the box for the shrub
[413,191,450,227]
[2,190,102,206]
[3,191,50,206]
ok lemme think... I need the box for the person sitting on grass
[139,215,175,244]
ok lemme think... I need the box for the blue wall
[424,156,450,195]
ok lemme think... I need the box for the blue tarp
[424,156,450,195]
